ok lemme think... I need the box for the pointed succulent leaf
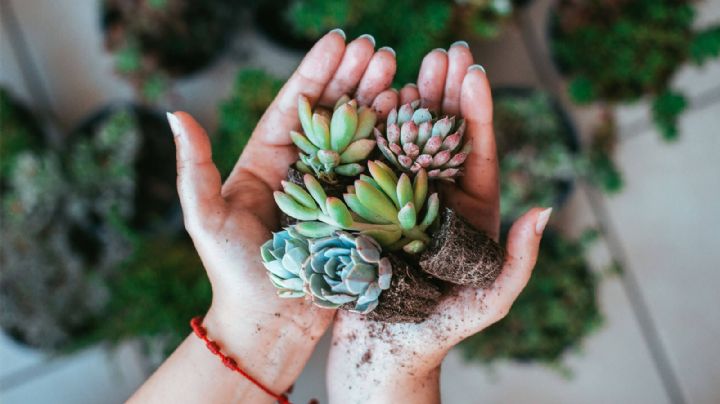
[339,139,375,163]
[295,160,312,174]
[355,236,381,262]
[312,113,331,149]
[274,191,320,220]
[335,163,364,176]
[295,221,337,238]
[343,193,392,224]
[303,174,327,209]
[431,117,453,137]
[398,202,417,230]
[355,180,399,224]
[290,131,319,155]
[413,169,428,212]
[412,108,432,124]
[360,227,403,246]
[422,136,443,155]
[317,149,340,167]
[441,133,462,151]
[359,174,382,191]
[334,94,351,110]
[387,108,397,126]
[281,180,316,209]
[419,193,440,230]
[325,197,353,227]
[375,160,399,182]
[330,102,358,152]
[417,121,433,147]
[368,161,400,208]
[376,140,400,167]
[431,150,452,167]
[397,103,414,125]
[298,95,315,142]
[396,173,413,208]
[353,106,377,141]
[400,121,418,144]
[386,124,400,144]
[402,240,426,254]
[446,152,468,167]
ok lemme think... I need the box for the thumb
[167,112,225,236]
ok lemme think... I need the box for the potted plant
[458,230,603,370]
[549,0,720,140]
[0,88,46,185]
[256,0,514,84]
[102,0,244,102]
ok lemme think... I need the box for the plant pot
[69,103,179,232]
[493,86,579,224]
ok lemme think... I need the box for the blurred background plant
[102,0,243,102]
[0,89,46,184]
[257,0,514,84]
[550,0,720,140]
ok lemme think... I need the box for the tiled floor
[2,0,719,403]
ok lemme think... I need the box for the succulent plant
[260,226,309,298]
[292,95,377,182]
[375,100,470,180]
[274,160,439,253]
[304,231,392,313]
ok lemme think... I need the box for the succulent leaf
[290,131,319,155]
[281,180,316,209]
[343,193,392,224]
[295,221,337,238]
[298,95,315,142]
[413,169,428,211]
[326,197,353,227]
[274,191,320,221]
[330,102,358,152]
[261,228,309,297]
[335,163,364,176]
[420,193,440,230]
[339,139,376,163]
[367,161,400,208]
[396,173,414,208]
[398,202,417,230]
[353,106,377,141]
[312,113,331,149]
[355,179,399,224]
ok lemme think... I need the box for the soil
[419,208,504,288]
[286,165,355,199]
[363,253,443,323]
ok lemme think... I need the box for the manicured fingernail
[433,48,448,54]
[468,64,486,74]
[535,208,553,235]
[166,112,182,138]
[378,46,395,56]
[329,28,346,40]
[451,40,469,48]
[358,34,375,47]
[390,88,399,94]
[404,83,418,89]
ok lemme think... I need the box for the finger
[167,112,225,235]
[458,66,498,208]
[247,29,347,147]
[355,47,397,106]
[442,41,474,116]
[319,34,376,106]
[371,88,399,121]
[417,48,448,112]
[491,207,551,310]
[399,83,420,105]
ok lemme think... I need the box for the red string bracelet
[190,316,291,404]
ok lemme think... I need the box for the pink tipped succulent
[374,100,470,180]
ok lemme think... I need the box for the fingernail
[468,64,486,74]
[433,48,448,54]
[451,40,469,48]
[535,207,553,235]
[358,34,375,47]
[378,46,395,56]
[329,28,346,40]
[390,88,399,94]
[404,83,418,89]
[166,112,182,138]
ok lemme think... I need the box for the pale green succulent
[292,95,377,183]
[274,160,439,253]
[304,231,391,313]
[376,100,470,180]
[260,227,309,298]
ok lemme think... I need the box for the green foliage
[652,89,687,141]
[103,0,241,102]
[0,88,44,181]
[551,0,717,141]
[459,231,603,367]
[214,69,283,176]
[285,0,511,84]
[77,235,211,354]
[690,25,720,64]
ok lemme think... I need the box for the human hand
[167,30,398,398]
[326,42,552,403]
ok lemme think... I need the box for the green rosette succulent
[274,160,439,253]
[292,95,377,183]
[304,231,391,314]
[260,226,309,298]
[375,100,470,180]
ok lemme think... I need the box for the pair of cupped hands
[163,30,549,403]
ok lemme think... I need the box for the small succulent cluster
[293,95,377,182]
[376,100,470,180]
[261,228,391,313]
[262,95,477,316]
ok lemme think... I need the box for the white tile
[606,103,720,404]
[694,0,720,29]
[0,332,45,381]
[0,343,147,404]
